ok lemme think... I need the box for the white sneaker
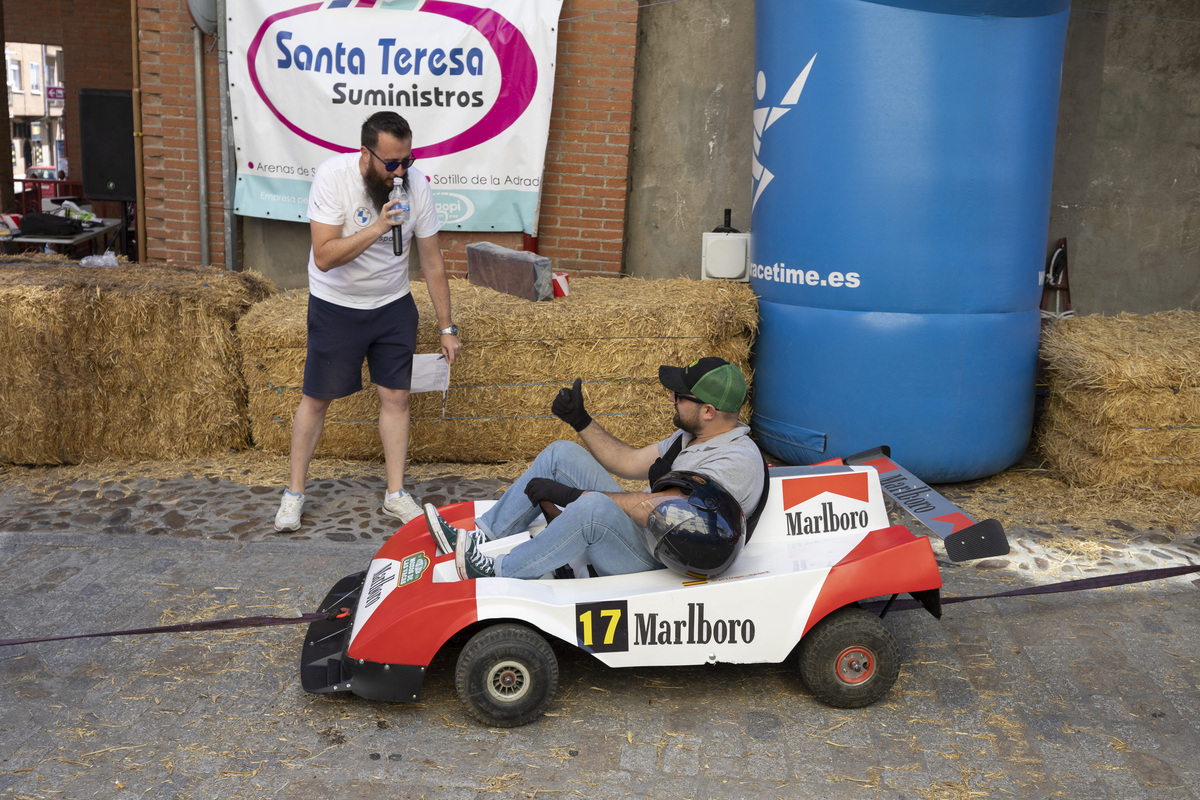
[382,490,423,524]
[274,490,304,532]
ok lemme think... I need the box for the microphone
[390,177,404,256]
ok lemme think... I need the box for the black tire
[797,607,900,708]
[455,624,559,727]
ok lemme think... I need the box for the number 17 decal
[575,600,629,653]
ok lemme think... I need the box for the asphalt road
[1,467,1198,800]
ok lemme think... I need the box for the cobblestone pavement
[1,464,1198,800]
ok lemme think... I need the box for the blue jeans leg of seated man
[475,440,663,579]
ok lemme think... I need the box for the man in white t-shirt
[274,112,462,532]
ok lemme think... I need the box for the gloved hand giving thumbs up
[552,377,592,432]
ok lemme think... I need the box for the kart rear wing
[819,446,1010,562]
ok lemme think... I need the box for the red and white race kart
[300,447,1007,727]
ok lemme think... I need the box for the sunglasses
[365,145,416,172]
[671,390,703,405]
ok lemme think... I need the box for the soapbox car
[300,448,1007,727]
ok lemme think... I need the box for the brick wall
[533,3,639,278]
[135,0,224,265]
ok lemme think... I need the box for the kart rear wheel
[798,607,900,708]
[455,624,559,727]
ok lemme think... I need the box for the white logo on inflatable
[753,53,817,212]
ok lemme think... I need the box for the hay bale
[0,262,274,464]
[240,278,758,462]
[1037,311,1200,492]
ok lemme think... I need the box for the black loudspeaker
[79,89,136,202]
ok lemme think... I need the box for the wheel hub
[834,646,875,685]
[486,660,530,703]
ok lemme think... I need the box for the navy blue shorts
[302,293,418,400]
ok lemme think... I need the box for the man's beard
[673,407,701,436]
[363,170,392,212]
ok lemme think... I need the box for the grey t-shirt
[654,422,765,515]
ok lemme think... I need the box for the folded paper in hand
[411,353,450,394]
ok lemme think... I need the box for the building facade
[6,41,65,179]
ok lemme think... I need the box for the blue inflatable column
[750,0,1070,482]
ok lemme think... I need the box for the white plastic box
[701,231,751,281]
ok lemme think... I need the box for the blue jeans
[477,441,663,579]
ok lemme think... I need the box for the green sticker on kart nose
[399,552,430,586]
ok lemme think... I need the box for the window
[29,61,41,94]
[44,59,62,107]
[7,58,21,92]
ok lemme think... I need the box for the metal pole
[131,0,147,260]
[193,26,210,266]
[217,0,239,271]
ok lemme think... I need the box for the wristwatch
[439,324,459,337]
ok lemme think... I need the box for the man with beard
[274,111,461,532]
[423,357,764,579]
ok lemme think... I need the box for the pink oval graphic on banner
[246,0,538,157]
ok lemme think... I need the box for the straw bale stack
[241,277,758,462]
[1037,310,1200,492]
[0,259,274,464]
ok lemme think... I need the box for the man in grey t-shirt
[424,357,765,580]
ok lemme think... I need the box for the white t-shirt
[305,153,440,309]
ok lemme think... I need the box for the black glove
[552,377,592,432]
[524,478,585,508]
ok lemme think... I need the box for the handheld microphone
[390,177,403,256]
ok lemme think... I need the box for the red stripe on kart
[859,456,900,476]
[931,512,975,533]
[781,472,870,509]
[801,526,942,637]
[347,502,481,667]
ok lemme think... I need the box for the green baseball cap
[658,357,747,413]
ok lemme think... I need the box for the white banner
[228,0,562,233]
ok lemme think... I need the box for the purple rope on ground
[866,564,1200,613]
[0,612,332,648]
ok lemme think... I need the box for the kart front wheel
[797,607,900,708]
[455,624,559,727]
